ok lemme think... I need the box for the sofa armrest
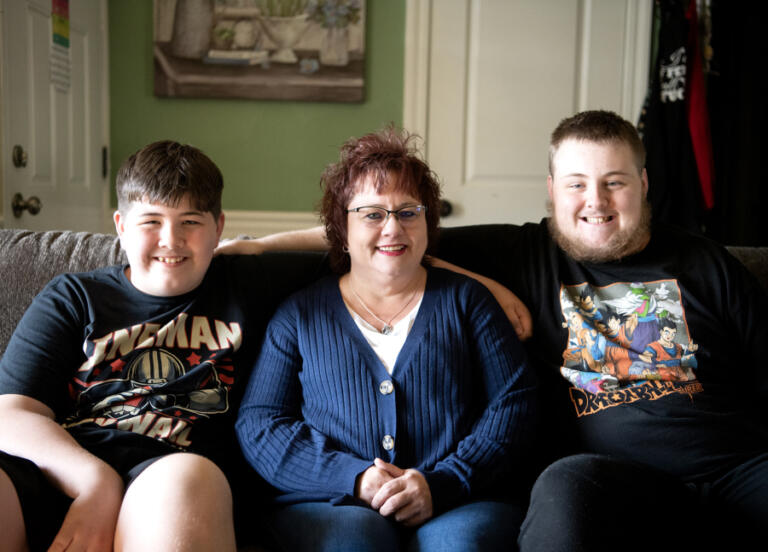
[726,246,768,291]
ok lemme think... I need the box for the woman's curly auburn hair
[320,126,442,273]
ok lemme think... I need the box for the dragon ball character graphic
[559,281,698,394]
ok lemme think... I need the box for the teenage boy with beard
[437,110,768,550]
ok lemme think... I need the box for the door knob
[12,193,42,218]
[12,145,27,168]
[439,199,453,217]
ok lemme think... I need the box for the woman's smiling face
[345,174,428,282]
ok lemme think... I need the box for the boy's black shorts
[0,450,165,552]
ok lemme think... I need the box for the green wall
[109,0,405,212]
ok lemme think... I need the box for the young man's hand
[0,395,125,551]
[50,467,123,552]
[483,279,533,340]
[428,257,533,340]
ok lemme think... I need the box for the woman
[235,127,537,551]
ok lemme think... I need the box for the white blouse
[345,297,424,374]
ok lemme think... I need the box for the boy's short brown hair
[116,141,223,218]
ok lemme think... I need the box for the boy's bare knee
[0,468,28,552]
[116,454,236,552]
[129,453,232,504]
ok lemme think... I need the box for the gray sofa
[1,227,767,549]
[3,227,768,357]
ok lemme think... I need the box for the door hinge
[102,146,108,179]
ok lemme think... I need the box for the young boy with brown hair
[0,141,320,551]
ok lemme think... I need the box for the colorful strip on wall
[51,0,71,92]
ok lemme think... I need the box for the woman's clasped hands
[356,458,433,527]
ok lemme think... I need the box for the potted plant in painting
[307,0,361,66]
[211,24,235,50]
[256,0,311,63]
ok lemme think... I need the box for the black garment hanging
[638,0,706,234]
[703,1,768,246]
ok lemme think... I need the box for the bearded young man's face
[547,138,651,263]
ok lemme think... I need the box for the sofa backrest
[1,227,767,358]
[727,246,768,290]
[0,229,125,356]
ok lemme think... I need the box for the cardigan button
[379,380,394,395]
[382,434,395,450]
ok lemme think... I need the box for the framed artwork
[153,0,365,102]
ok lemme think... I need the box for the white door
[1,0,109,232]
[404,0,652,226]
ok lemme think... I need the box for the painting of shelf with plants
[153,0,365,102]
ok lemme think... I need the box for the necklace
[349,283,421,335]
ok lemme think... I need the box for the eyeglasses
[346,205,427,227]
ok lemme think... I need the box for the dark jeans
[268,500,525,552]
[518,453,768,552]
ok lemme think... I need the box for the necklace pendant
[380,324,393,335]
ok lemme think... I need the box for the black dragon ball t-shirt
[438,220,768,480]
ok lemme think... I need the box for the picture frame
[153,0,366,102]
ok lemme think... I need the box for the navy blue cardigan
[236,268,536,512]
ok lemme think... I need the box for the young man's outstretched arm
[216,225,327,255]
[0,394,124,551]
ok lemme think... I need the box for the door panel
[1,0,108,231]
[404,0,652,227]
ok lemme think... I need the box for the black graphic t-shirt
[438,220,768,481]
[0,252,326,473]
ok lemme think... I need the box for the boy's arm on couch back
[216,226,328,256]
